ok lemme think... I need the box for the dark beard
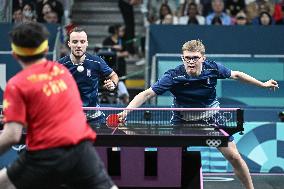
[71,52,84,59]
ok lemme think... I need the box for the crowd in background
[8,0,284,42]
[9,0,284,26]
[6,0,284,75]
[11,0,64,24]
[145,0,284,26]
[4,0,284,105]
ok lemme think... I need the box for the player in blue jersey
[119,40,279,189]
[58,27,119,123]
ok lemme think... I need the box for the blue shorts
[170,116,235,142]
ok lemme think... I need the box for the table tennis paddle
[106,114,120,128]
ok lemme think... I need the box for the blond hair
[182,40,205,55]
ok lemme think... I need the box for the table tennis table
[92,124,229,148]
[84,107,244,147]
[85,107,244,189]
[0,106,244,189]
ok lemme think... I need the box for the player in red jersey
[0,22,118,189]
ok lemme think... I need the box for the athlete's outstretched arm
[128,88,156,109]
[230,71,279,90]
[119,88,157,120]
[0,122,23,155]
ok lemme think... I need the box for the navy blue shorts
[7,140,115,189]
[171,116,235,142]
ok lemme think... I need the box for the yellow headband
[11,40,48,56]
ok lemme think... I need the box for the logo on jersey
[87,69,91,77]
[3,99,10,110]
[173,75,186,80]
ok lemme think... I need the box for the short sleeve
[151,73,174,95]
[56,55,69,65]
[216,62,231,79]
[98,56,113,77]
[3,83,27,125]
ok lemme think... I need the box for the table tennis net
[0,106,244,134]
[83,107,244,131]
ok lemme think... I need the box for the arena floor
[119,174,284,189]
[203,173,284,189]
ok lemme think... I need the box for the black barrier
[0,23,59,51]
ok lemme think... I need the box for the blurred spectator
[156,3,178,24]
[200,0,213,16]
[37,0,63,23]
[13,0,36,12]
[12,7,23,23]
[118,0,137,54]
[258,0,274,15]
[244,2,256,22]
[13,0,25,11]
[178,0,202,17]
[44,10,59,23]
[246,0,274,23]
[179,2,205,25]
[206,0,232,25]
[49,0,64,23]
[211,15,223,25]
[42,2,52,14]
[162,14,174,24]
[145,0,179,24]
[48,0,63,22]
[245,0,255,4]
[0,0,9,22]
[252,11,275,25]
[37,1,53,22]
[103,24,125,53]
[22,2,37,22]
[234,10,249,25]
[102,24,130,104]
[276,5,284,25]
[273,0,284,24]
[225,0,246,17]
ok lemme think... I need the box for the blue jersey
[57,53,113,107]
[151,60,231,108]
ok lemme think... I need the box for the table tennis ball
[77,65,84,72]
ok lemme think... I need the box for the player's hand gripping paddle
[106,114,120,128]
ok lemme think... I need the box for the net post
[237,108,244,134]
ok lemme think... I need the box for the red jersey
[3,60,96,151]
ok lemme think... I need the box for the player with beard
[58,27,119,123]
